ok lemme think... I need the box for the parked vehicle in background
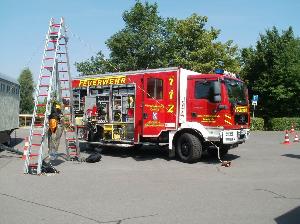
[0,73,20,145]
[72,67,250,163]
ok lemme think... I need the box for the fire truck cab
[72,67,250,163]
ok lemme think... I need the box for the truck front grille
[235,114,248,125]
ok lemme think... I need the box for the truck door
[187,78,221,126]
[142,74,166,136]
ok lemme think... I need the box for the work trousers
[48,124,63,155]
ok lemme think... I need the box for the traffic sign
[252,95,258,102]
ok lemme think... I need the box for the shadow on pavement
[94,144,240,164]
[100,145,169,162]
[10,138,24,147]
[282,154,300,160]
[201,153,240,164]
[275,206,300,224]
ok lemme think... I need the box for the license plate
[235,106,248,113]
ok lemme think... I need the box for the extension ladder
[23,18,79,175]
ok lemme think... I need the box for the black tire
[130,144,143,150]
[176,133,202,163]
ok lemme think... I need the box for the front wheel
[176,133,202,163]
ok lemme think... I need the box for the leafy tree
[18,68,34,113]
[241,27,300,119]
[76,1,240,74]
[161,14,240,73]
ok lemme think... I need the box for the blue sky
[0,0,299,81]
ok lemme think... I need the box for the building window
[7,85,11,93]
[147,78,163,99]
[0,83,5,92]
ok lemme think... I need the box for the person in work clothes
[48,102,63,160]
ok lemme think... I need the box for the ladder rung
[29,163,38,167]
[41,75,50,78]
[57,52,66,54]
[34,124,43,127]
[67,138,76,141]
[68,146,77,149]
[46,48,55,51]
[50,32,58,35]
[67,130,75,133]
[39,85,49,87]
[36,104,46,107]
[69,152,78,156]
[49,40,57,43]
[76,125,86,128]
[58,70,68,72]
[52,24,60,27]
[59,44,66,46]
[38,94,48,97]
[58,61,67,63]
[59,79,69,82]
[30,153,39,157]
[44,57,54,60]
[61,88,69,90]
[32,143,41,146]
[33,133,43,136]
[44,66,53,70]
[35,113,45,117]
[62,96,70,99]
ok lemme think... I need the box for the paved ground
[0,128,300,224]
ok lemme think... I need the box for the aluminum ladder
[23,17,79,175]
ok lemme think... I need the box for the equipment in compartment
[96,95,109,122]
[74,84,136,142]
[103,123,134,140]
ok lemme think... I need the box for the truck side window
[147,78,163,99]
[195,81,215,101]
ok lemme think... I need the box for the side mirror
[212,81,221,102]
[213,81,221,95]
[213,95,221,103]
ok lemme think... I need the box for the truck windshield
[225,79,247,105]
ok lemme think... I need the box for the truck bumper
[221,129,250,144]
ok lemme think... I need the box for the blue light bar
[215,68,224,74]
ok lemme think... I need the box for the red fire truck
[72,67,250,163]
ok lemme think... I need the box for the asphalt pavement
[0,128,299,224]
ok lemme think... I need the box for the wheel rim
[181,141,190,157]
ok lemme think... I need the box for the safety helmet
[55,104,61,109]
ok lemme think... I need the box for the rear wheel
[176,133,202,163]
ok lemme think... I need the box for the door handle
[191,112,197,118]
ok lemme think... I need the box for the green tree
[18,68,34,113]
[241,27,300,119]
[76,1,240,74]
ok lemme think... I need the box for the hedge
[251,117,264,131]
[268,117,300,131]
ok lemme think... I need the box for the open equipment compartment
[85,83,136,143]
